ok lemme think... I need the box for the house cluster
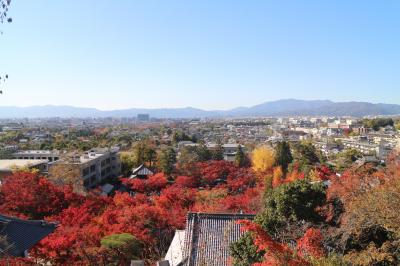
[266,117,399,161]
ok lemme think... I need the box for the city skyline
[1,1,400,110]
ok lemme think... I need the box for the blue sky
[1,1,399,110]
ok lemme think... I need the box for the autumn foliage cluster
[0,160,263,265]
[1,142,400,266]
[230,146,400,266]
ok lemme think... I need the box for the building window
[82,167,89,176]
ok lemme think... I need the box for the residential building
[0,159,49,179]
[13,150,60,162]
[49,147,121,189]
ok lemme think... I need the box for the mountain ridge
[0,99,399,118]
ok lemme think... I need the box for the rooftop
[181,212,255,266]
[13,150,60,155]
[0,214,57,257]
[0,160,48,171]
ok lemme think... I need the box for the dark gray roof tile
[0,214,57,257]
[182,212,255,266]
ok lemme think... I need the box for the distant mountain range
[1,99,400,118]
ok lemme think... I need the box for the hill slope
[0,100,399,118]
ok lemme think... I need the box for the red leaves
[296,228,325,258]
[121,173,168,193]
[33,194,109,264]
[239,220,309,266]
[218,188,262,213]
[174,175,198,188]
[147,173,169,191]
[239,221,325,265]
[0,172,82,220]
[1,161,263,264]
[327,164,379,205]
[196,160,238,186]
[0,257,36,265]
[315,165,333,181]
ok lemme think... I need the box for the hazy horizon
[1,98,400,112]
[1,1,400,110]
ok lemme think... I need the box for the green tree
[256,179,326,236]
[230,179,326,265]
[157,147,177,175]
[101,233,143,265]
[335,148,363,172]
[145,148,157,167]
[132,142,147,166]
[395,122,400,131]
[0,149,12,159]
[274,141,293,173]
[178,146,201,166]
[212,143,224,161]
[230,233,264,266]
[172,131,196,143]
[293,141,320,173]
[120,152,136,176]
[132,141,157,167]
[197,143,211,161]
[235,145,246,167]
[362,118,394,131]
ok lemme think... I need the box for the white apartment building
[13,150,61,162]
[61,147,121,189]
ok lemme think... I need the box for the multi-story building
[13,150,60,163]
[49,147,121,189]
[0,159,49,180]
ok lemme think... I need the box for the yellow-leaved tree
[252,146,275,175]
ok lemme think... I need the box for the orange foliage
[296,228,325,258]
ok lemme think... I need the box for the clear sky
[1,1,400,110]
